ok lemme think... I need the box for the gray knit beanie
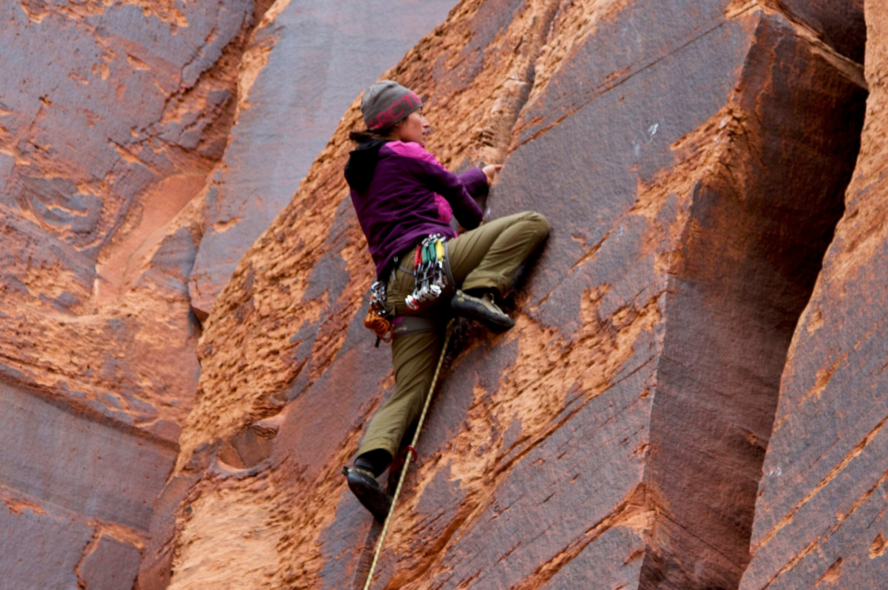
[361,80,422,131]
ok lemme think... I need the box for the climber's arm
[420,163,484,230]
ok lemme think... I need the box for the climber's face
[395,110,430,146]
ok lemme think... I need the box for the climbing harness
[405,234,450,311]
[364,234,452,346]
[362,319,455,590]
[392,315,441,337]
[363,280,393,345]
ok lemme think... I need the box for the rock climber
[342,80,549,522]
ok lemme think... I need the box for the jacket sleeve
[457,168,490,200]
[418,161,485,229]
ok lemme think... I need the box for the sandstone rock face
[187,0,460,319]
[0,1,254,586]
[740,1,888,588]
[161,1,869,589]
[2,1,882,589]
[778,0,865,62]
[1,1,464,587]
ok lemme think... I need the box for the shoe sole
[451,295,515,331]
[344,468,392,522]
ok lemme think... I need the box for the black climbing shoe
[450,289,515,331]
[342,466,392,523]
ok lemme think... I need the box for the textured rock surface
[1,0,882,588]
[0,0,255,586]
[1,1,465,587]
[187,0,460,319]
[160,1,868,589]
[740,1,888,588]
[0,0,258,435]
[778,0,865,62]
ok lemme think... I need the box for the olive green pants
[357,211,549,461]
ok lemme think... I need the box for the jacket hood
[344,139,390,193]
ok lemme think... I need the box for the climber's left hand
[483,164,503,184]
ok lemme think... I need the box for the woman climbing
[342,80,549,522]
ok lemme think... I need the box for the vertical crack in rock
[639,6,867,588]
[74,529,103,589]
[739,1,888,588]
[472,0,561,166]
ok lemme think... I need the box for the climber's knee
[521,211,550,242]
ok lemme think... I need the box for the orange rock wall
[157,1,870,589]
[186,0,459,318]
[2,0,885,589]
[740,1,888,587]
[0,1,254,587]
[0,1,458,588]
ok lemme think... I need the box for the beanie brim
[367,91,422,130]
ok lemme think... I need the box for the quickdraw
[405,234,448,311]
[363,280,392,346]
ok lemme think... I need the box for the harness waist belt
[392,316,442,336]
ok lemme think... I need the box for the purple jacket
[346,140,487,277]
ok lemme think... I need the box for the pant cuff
[462,273,507,295]
[357,437,398,459]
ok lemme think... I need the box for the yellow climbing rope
[362,319,455,590]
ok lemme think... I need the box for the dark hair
[349,127,395,144]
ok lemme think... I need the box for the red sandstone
[1,1,886,589]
